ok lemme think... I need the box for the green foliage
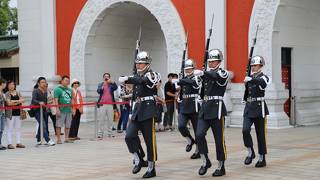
[0,0,18,35]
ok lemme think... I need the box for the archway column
[228,0,291,129]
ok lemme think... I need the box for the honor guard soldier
[194,49,228,177]
[172,59,202,159]
[242,55,269,168]
[119,51,161,178]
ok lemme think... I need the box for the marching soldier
[119,51,160,178]
[194,49,228,176]
[172,59,201,159]
[242,55,269,168]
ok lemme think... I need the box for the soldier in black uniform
[172,59,201,159]
[194,49,229,177]
[242,55,269,168]
[119,51,161,178]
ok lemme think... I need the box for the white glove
[118,76,128,83]
[194,69,204,76]
[244,76,252,83]
[171,79,179,84]
[174,83,180,89]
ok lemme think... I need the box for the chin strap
[251,68,262,76]
[207,62,221,71]
[137,64,150,74]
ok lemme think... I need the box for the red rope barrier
[0,101,130,110]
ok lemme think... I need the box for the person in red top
[69,79,84,140]
[97,73,118,138]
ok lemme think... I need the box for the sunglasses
[73,82,80,85]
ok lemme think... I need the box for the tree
[9,7,17,34]
[0,0,17,35]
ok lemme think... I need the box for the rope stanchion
[35,105,48,147]
[94,105,98,140]
[173,101,178,130]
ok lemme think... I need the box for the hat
[71,79,80,86]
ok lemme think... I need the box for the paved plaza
[0,120,319,180]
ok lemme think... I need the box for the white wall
[274,0,320,125]
[84,2,167,96]
[206,0,226,67]
[17,0,56,94]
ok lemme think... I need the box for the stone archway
[70,0,185,95]
[230,0,290,129]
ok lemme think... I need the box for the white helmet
[135,51,152,74]
[208,49,223,62]
[184,59,195,70]
[250,55,265,66]
[135,51,152,64]
[184,59,195,76]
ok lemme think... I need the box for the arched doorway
[273,0,320,125]
[84,2,168,95]
[70,0,185,97]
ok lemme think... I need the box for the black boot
[143,162,156,178]
[212,161,226,177]
[132,162,142,174]
[142,168,156,178]
[190,152,201,159]
[244,147,256,165]
[132,152,143,174]
[255,155,266,168]
[198,158,212,176]
[185,138,195,152]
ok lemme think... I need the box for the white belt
[182,94,198,99]
[247,97,266,118]
[203,95,224,119]
[137,96,154,102]
[247,97,265,102]
[203,96,223,101]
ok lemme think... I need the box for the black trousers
[242,116,267,155]
[163,102,174,127]
[178,113,198,140]
[47,111,57,135]
[125,118,157,161]
[196,116,227,161]
[69,109,81,138]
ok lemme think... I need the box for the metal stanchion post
[173,101,178,130]
[40,105,44,144]
[290,96,297,127]
[94,104,98,139]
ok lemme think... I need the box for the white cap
[71,79,80,86]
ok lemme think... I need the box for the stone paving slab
[0,121,319,179]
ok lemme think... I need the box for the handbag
[20,109,27,120]
[113,109,120,122]
[28,108,36,118]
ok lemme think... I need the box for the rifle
[203,12,214,71]
[243,25,259,102]
[129,26,142,115]
[178,32,188,101]
[180,32,189,78]
[133,26,142,75]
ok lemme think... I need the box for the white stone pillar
[18,0,57,97]
[205,0,226,66]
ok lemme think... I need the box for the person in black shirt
[163,73,177,131]
[31,77,55,146]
